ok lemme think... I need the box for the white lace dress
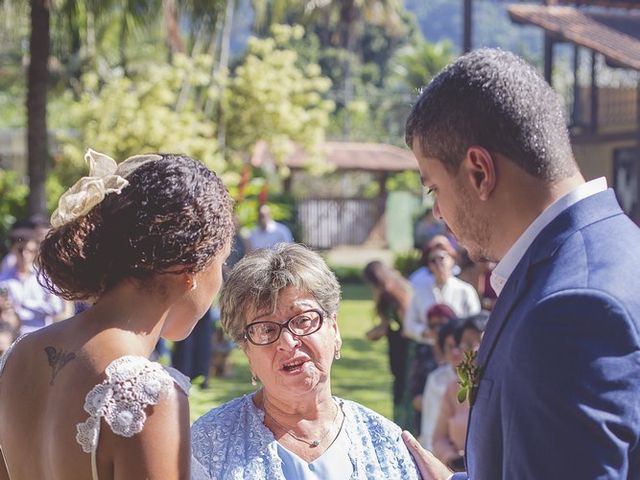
[0,339,192,480]
[76,355,192,480]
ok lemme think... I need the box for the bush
[328,264,364,284]
[393,249,422,277]
[0,169,28,251]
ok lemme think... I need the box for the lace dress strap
[76,355,190,480]
[0,333,28,378]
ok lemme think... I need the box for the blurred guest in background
[0,230,64,334]
[363,260,414,430]
[420,317,463,450]
[247,204,293,252]
[432,313,488,471]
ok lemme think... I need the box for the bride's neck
[83,284,173,357]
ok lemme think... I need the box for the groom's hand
[402,431,453,480]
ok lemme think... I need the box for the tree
[308,0,405,136]
[223,25,334,168]
[26,0,51,218]
[57,54,226,183]
[388,39,454,94]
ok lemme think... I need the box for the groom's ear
[463,146,496,201]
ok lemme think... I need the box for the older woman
[191,244,420,479]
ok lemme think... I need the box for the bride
[0,149,233,479]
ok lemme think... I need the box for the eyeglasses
[244,309,324,346]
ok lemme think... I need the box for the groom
[402,48,640,479]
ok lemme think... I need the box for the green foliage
[386,170,422,194]
[393,248,422,277]
[224,25,334,164]
[328,264,364,284]
[387,39,455,94]
[55,53,225,185]
[0,170,28,243]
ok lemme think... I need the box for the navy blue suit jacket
[453,189,640,479]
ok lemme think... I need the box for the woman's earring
[334,350,341,360]
[251,374,258,386]
[190,279,197,291]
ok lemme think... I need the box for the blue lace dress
[191,393,420,480]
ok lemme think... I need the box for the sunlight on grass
[190,283,393,422]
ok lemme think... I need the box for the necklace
[264,399,344,448]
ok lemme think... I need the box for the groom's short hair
[405,48,579,181]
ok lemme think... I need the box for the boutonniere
[456,350,481,405]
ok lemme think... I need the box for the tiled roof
[507,4,640,70]
[555,0,640,8]
[250,140,418,172]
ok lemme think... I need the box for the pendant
[310,440,320,447]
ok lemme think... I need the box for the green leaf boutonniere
[456,350,481,405]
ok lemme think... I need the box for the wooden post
[544,34,554,86]
[463,0,472,53]
[571,45,581,127]
[543,0,556,86]
[590,50,598,135]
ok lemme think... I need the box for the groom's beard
[452,186,496,264]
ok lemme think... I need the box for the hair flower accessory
[50,149,128,228]
[50,149,162,228]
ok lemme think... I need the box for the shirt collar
[490,177,607,296]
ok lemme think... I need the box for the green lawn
[189,283,393,422]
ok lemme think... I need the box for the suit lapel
[476,189,623,371]
[476,254,531,370]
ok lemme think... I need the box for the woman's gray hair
[219,243,341,344]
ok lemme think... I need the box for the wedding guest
[0,219,36,276]
[192,244,420,479]
[457,251,497,312]
[413,208,447,251]
[0,149,234,480]
[404,236,480,343]
[432,314,487,471]
[0,230,64,334]
[410,303,458,432]
[362,260,414,430]
[247,204,293,251]
[403,237,479,434]
[420,318,462,450]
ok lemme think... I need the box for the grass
[189,283,393,422]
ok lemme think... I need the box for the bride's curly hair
[39,154,234,301]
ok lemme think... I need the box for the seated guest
[432,313,488,471]
[420,318,462,450]
[192,244,420,479]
